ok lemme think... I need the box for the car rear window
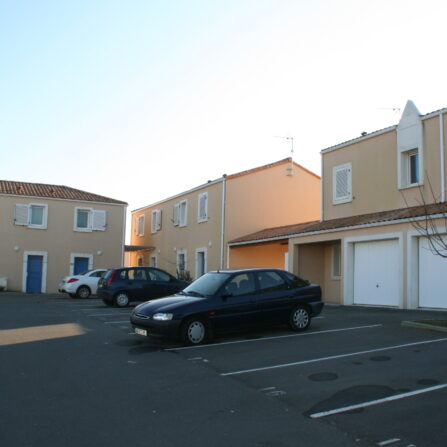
[283,271,309,288]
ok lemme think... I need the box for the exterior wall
[0,195,126,293]
[289,217,447,309]
[225,162,320,265]
[229,242,288,269]
[131,160,321,277]
[322,114,447,220]
[130,181,223,278]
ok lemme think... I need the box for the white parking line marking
[377,439,401,446]
[310,383,447,419]
[165,325,382,351]
[220,337,447,376]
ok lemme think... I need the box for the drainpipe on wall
[220,175,227,269]
[440,112,445,202]
[122,206,128,267]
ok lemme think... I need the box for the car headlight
[152,313,174,321]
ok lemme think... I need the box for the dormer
[397,100,423,189]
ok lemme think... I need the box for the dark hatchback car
[131,268,323,345]
[97,267,189,307]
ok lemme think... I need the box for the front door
[74,257,89,275]
[26,255,43,293]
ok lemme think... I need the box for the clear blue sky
[1,0,447,236]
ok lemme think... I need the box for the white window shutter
[156,210,162,230]
[198,193,208,221]
[173,204,180,226]
[14,204,29,225]
[92,210,107,231]
[333,164,352,204]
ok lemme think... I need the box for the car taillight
[108,269,118,285]
[67,278,79,283]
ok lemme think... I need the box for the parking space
[15,294,447,446]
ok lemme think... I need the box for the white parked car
[58,269,107,299]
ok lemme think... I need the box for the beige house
[128,158,320,278]
[230,101,447,310]
[0,181,127,293]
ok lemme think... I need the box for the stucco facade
[230,101,447,310]
[129,158,320,278]
[0,182,127,293]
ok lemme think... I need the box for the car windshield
[182,272,231,297]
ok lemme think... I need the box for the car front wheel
[77,286,91,299]
[181,318,208,345]
[289,306,311,332]
[114,292,130,308]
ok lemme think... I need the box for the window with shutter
[151,209,162,232]
[14,203,48,229]
[198,192,208,222]
[173,204,180,226]
[332,163,352,204]
[137,215,145,236]
[179,200,187,227]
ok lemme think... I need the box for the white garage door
[419,236,447,309]
[354,239,399,306]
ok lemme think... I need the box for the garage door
[353,239,399,306]
[419,236,447,309]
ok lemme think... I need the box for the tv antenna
[274,135,294,176]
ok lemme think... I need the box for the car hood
[134,294,203,315]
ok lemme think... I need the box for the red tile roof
[0,180,127,205]
[229,202,447,245]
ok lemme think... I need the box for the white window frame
[69,253,93,275]
[177,249,187,274]
[332,163,352,205]
[399,148,421,188]
[14,203,48,229]
[179,200,188,227]
[197,192,208,223]
[150,255,157,268]
[136,214,145,236]
[22,250,48,293]
[151,209,162,233]
[195,247,208,279]
[74,207,93,232]
[74,208,107,232]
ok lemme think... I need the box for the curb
[401,320,447,333]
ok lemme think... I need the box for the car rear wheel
[114,292,130,308]
[77,286,91,299]
[181,318,208,345]
[289,306,311,332]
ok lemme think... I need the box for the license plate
[135,327,147,336]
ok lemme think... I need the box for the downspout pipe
[220,175,227,269]
[440,112,445,202]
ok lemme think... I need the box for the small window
[75,208,106,232]
[223,273,257,297]
[409,150,419,185]
[172,204,180,226]
[198,192,208,222]
[136,215,145,236]
[77,210,90,229]
[150,255,157,267]
[177,251,187,275]
[14,203,48,229]
[333,163,352,204]
[151,209,162,233]
[256,271,289,293]
[332,244,341,278]
[137,257,144,267]
[179,200,188,227]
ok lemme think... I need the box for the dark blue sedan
[130,268,323,345]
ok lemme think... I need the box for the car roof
[207,268,287,274]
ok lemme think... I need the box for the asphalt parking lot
[1,293,447,447]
